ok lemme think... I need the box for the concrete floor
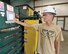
[60,31,68,54]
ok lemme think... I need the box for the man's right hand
[14,18,20,24]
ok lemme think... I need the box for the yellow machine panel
[24,20,39,54]
[28,7,34,16]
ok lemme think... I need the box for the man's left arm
[54,28,64,54]
[54,37,60,54]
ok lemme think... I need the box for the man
[14,6,64,54]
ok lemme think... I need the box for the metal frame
[55,16,68,31]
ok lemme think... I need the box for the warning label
[0,1,4,11]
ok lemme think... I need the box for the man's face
[42,12,54,22]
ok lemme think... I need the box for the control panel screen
[6,11,15,22]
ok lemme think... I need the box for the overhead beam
[35,2,68,8]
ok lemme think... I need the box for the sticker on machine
[7,4,14,12]
[0,1,4,11]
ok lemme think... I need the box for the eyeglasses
[43,14,46,16]
[42,13,54,16]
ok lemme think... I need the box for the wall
[35,0,68,6]
[65,17,68,30]
[35,4,68,16]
